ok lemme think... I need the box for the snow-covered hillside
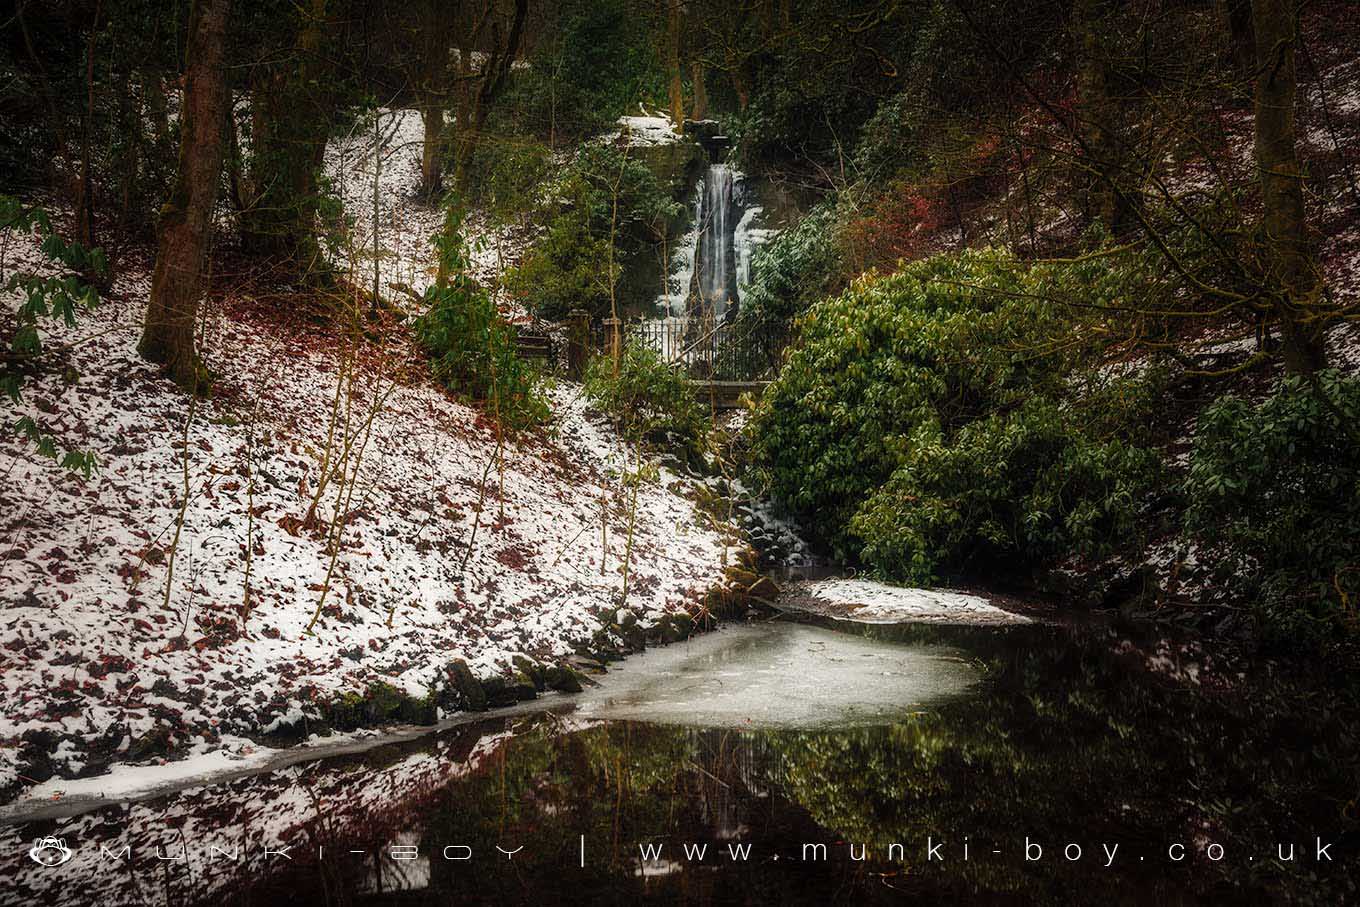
[0,110,731,801]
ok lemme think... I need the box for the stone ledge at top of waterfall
[776,578,1033,626]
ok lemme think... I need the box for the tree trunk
[449,0,529,198]
[1073,0,1130,234]
[416,0,454,200]
[146,73,170,147]
[1221,0,1256,76]
[1252,0,1326,373]
[733,76,750,112]
[691,61,708,120]
[117,68,140,229]
[141,0,231,394]
[421,105,445,198]
[239,0,333,274]
[666,0,684,128]
[729,49,751,113]
[74,0,102,250]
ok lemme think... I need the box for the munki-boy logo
[28,837,73,867]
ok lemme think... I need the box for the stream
[3,613,1356,905]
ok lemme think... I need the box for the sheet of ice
[577,623,978,729]
[13,737,277,808]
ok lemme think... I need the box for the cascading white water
[654,162,779,331]
[693,163,737,318]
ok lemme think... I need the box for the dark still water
[3,620,1357,906]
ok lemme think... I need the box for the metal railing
[622,318,789,381]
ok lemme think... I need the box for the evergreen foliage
[1,195,103,476]
[1185,372,1360,643]
[751,247,1161,577]
[584,342,705,453]
[416,208,547,430]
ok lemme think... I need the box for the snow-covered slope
[0,109,730,799]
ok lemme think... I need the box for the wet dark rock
[546,664,585,693]
[448,659,487,711]
[724,566,761,589]
[748,576,780,600]
[480,676,522,708]
[512,655,546,691]
[17,729,59,784]
[126,725,176,761]
[510,671,538,701]
[568,654,607,674]
[649,613,691,644]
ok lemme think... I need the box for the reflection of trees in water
[764,623,1360,903]
[410,625,1358,904]
[7,624,1355,906]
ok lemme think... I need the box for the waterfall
[659,183,701,318]
[692,164,739,319]
[733,203,765,292]
[655,162,778,326]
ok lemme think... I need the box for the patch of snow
[617,115,683,147]
[781,578,1031,626]
[16,736,276,806]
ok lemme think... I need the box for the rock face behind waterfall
[692,163,742,319]
[616,114,702,197]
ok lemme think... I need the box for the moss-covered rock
[748,576,781,600]
[546,664,585,693]
[628,138,702,198]
[448,659,487,711]
[512,655,546,691]
[481,676,519,708]
[510,671,538,701]
[126,725,176,761]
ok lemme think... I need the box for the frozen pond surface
[579,622,977,729]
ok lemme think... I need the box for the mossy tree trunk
[239,0,334,276]
[421,105,445,199]
[1073,0,1131,235]
[1252,0,1326,374]
[416,0,456,199]
[666,0,684,127]
[691,61,708,120]
[449,0,529,197]
[140,0,231,394]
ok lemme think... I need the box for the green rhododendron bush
[751,248,1164,583]
[584,342,706,454]
[1184,371,1360,644]
[416,210,548,430]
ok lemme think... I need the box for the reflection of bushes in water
[763,625,1360,902]
[399,632,1357,903]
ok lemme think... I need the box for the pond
[2,617,1356,905]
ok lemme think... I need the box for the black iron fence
[583,316,789,382]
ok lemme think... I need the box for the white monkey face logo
[28,836,73,866]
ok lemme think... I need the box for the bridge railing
[604,317,788,381]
